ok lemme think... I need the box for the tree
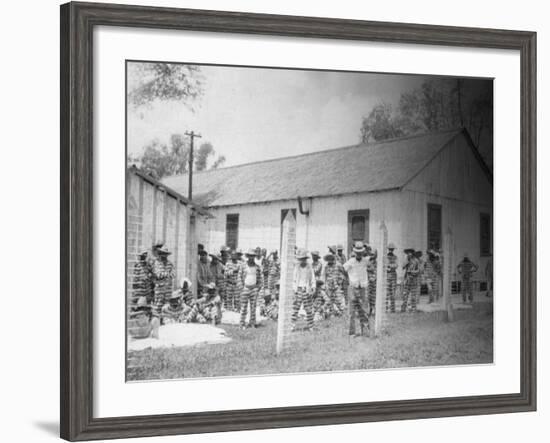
[127,62,203,110]
[128,135,226,180]
[359,78,493,168]
[360,102,404,143]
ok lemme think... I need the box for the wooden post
[276,211,297,354]
[442,228,455,322]
[374,222,388,336]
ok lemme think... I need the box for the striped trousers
[349,286,369,335]
[326,284,344,316]
[291,287,314,330]
[240,286,258,327]
[367,279,376,315]
[401,276,419,312]
[462,278,473,302]
[386,271,397,313]
[225,282,240,311]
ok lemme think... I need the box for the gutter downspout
[297,196,312,250]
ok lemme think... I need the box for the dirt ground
[127,300,493,381]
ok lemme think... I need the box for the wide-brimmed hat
[328,245,337,254]
[404,248,415,254]
[220,245,230,253]
[387,243,396,250]
[336,244,344,251]
[169,291,181,301]
[324,253,335,261]
[352,241,366,254]
[271,250,279,256]
[198,249,208,256]
[138,250,148,259]
[245,248,257,257]
[311,250,320,258]
[236,248,243,255]
[155,243,171,255]
[179,277,192,290]
[296,249,308,260]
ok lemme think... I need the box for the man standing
[291,249,316,331]
[151,243,175,319]
[322,253,345,315]
[267,250,280,298]
[457,253,479,303]
[335,244,347,264]
[132,250,153,306]
[401,248,420,313]
[386,243,398,313]
[209,253,225,300]
[424,249,441,303]
[224,250,242,311]
[197,249,214,295]
[366,248,377,315]
[343,241,370,337]
[311,251,323,280]
[237,249,263,329]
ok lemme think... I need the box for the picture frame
[60,1,536,441]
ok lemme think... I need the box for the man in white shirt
[291,249,316,331]
[237,249,263,329]
[343,241,370,336]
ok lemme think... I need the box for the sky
[127,64,430,168]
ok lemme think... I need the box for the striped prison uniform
[424,258,441,303]
[457,260,478,302]
[267,258,281,294]
[151,257,175,318]
[210,261,226,304]
[312,287,333,321]
[197,260,214,295]
[386,253,398,312]
[401,257,420,312]
[367,258,377,315]
[186,292,222,324]
[238,263,263,327]
[132,258,153,305]
[224,260,242,311]
[292,263,315,330]
[322,262,345,315]
[343,257,370,336]
[161,301,190,324]
[312,260,323,280]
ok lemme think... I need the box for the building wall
[127,170,197,289]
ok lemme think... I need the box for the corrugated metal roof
[162,129,464,207]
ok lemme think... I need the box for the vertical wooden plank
[442,228,455,322]
[138,177,144,252]
[174,201,180,282]
[277,210,297,354]
[162,188,168,243]
[151,186,157,245]
[374,221,387,336]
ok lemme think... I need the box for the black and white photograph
[126,61,494,381]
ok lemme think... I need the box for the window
[427,203,442,250]
[280,209,297,250]
[347,210,369,254]
[480,213,491,256]
[225,214,239,250]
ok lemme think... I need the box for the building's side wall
[127,171,195,288]
[196,190,404,259]
[403,134,493,280]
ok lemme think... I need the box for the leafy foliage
[360,78,493,167]
[128,135,226,180]
[128,62,203,109]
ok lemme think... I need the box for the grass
[127,302,493,381]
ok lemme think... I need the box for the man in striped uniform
[267,250,280,296]
[151,243,175,320]
[386,243,398,313]
[415,250,425,305]
[209,254,225,300]
[237,249,263,329]
[367,249,377,316]
[132,250,153,306]
[197,249,214,295]
[291,249,316,331]
[401,248,420,312]
[161,291,187,324]
[343,241,370,336]
[322,253,345,316]
[224,251,242,311]
[457,253,479,303]
[424,249,441,303]
[311,251,323,279]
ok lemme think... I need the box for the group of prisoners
[129,239,484,339]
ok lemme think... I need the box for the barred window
[480,213,491,256]
[226,214,239,250]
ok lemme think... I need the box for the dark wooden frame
[60,1,536,441]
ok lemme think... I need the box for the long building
[162,128,493,282]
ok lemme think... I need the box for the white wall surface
[0,1,546,443]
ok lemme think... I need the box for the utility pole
[185,130,201,200]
